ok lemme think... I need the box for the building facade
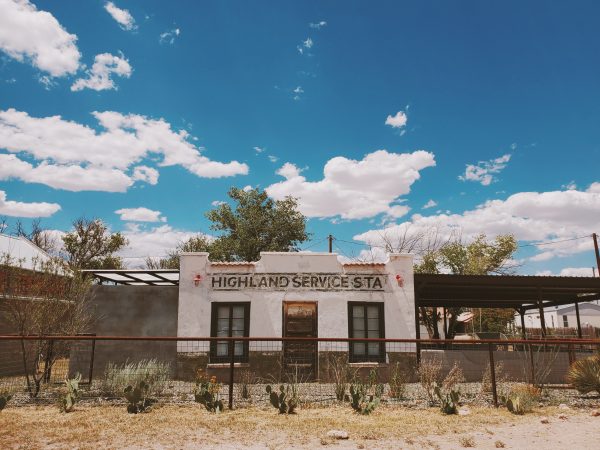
[177,252,415,379]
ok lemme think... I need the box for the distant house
[0,233,53,270]
[515,302,600,330]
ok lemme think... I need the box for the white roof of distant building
[0,233,53,271]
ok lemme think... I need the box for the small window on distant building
[210,302,250,363]
[563,315,568,328]
[348,302,385,363]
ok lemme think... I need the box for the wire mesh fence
[0,335,598,409]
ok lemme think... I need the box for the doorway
[282,301,318,381]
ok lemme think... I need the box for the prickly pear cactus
[434,384,460,415]
[265,384,298,414]
[124,380,152,414]
[0,391,12,411]
[349,382,381,415]
[59,373,81,413]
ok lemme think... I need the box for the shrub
[388,362,409,399]
[443,362,465,390]
[348,369,383,415]
[566,354,600,395]
[195,375,224,412]
[503,384,540,415]
[124,380,154,414]
[326,353,350,401]
[0,391,12,411]
[418,357,443,405]
[418,358,465,406]
[266,384,298,414]
[59,373,81,413]
[102,359,170,396]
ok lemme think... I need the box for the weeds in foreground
[102,359,171,396]
[459,436,475,448]
[325,353,350,401]
[388,362,410,399]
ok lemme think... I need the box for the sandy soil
[0,404,598,449]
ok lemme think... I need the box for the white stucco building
[0,233,52,270]
[177,252,415,373]
[515,302,600,330]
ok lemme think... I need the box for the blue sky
[1,0,600,274]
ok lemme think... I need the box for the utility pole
[328,234,333,253]
[593,233,600,276]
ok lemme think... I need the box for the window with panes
[347,302,385,363]
[210,302,250,363]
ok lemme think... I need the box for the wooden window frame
[347,301,386,363]
[210,302,250,363]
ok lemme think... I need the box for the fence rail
[1,335,598,409]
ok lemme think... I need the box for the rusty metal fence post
[88,336,96,385]
[488,342,498,407]
[229,339,235,409]
[528,343,536,385]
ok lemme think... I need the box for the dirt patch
[0,404,598,449]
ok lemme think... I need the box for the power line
[300,236,328,251]
[517,235,590,248]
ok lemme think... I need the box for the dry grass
[0,403,526,449]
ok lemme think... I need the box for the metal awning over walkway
[414,273,600,338]
[83,269,179,286]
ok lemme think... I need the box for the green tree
[62,218,128,270]
[205,187,310,261]
[415,234,518,338]
[146,235,211,269]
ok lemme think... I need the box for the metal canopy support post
[519,308,527,339]
[228,339,235,410]
[537,288,546,338]
[575,302,582,338]
[414,290,421,365]
[443,308,448,338]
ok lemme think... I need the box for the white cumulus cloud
[422,199,437,209]
[159,28,180,45]
[459,154,511,186]
[309,21,327,29]
[71,52,132,91]
[353,188,600,264]
[0,189,60,217]
[119,224,211,268]
[104,1,136,31]
[0,0,81,76]
[266,150,436,220]
[0,108,249,192]
[115,207,166,222]
[385,111,408,129]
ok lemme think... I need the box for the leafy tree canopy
[206,187,309,262]
[62,218,128,270]
[146,188,310,269]
[414,234,518,338]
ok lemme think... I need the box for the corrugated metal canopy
[83,269,179,286]
[414,273,600,310]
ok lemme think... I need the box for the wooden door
[283,302,317,381]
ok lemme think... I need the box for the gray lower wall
[70,285,179,379]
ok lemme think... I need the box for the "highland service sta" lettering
[210,273,387,291]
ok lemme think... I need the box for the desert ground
[1,403,599,449]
